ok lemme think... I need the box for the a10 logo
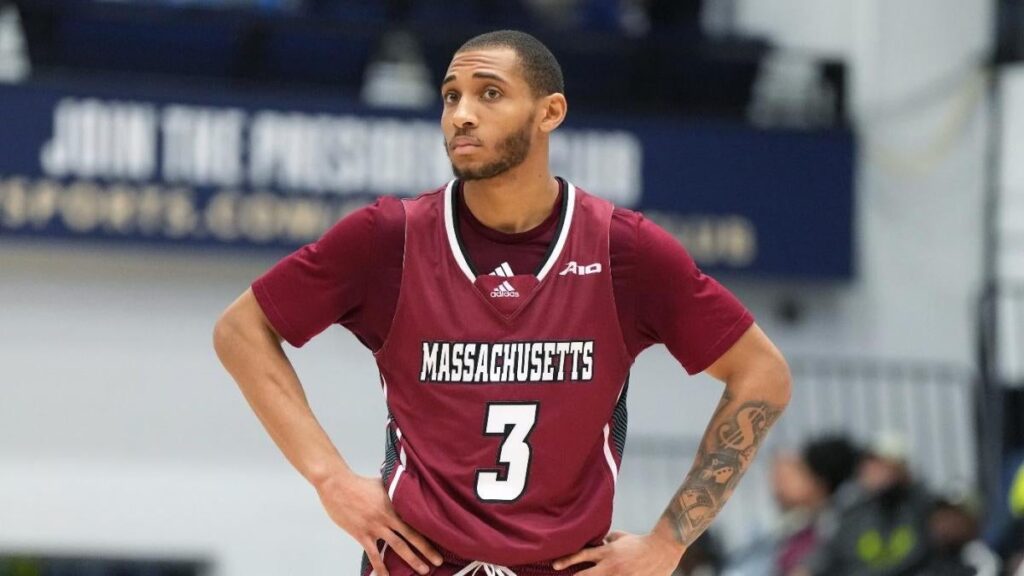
[559,261,602,276]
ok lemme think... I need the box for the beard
[447,121,532,181]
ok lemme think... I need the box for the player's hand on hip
[550,530,684,576]
[316,471,443,576]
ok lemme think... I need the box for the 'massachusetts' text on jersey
[374,179,632,566]
[419,340,595,383]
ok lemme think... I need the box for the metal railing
[611,357,978,551]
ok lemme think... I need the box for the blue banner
[0,78,854,279]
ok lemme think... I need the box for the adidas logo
[490,280,519,298]
[489,262,514,277]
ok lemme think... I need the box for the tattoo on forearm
[661,392,783,547]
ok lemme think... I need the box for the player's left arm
[658,323,791,547]
[553,323,791,574]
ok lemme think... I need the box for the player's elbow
[732,342,792,409]
[771,353,793,408]
[212,306,242,362]
[751,327,793,408]
[213,290,282,363]
[213,297,254,360]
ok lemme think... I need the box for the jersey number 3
[476,403,539,502]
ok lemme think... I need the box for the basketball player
[214,30,791,576]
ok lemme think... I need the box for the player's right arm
[212,200,442,576]
[213,291,440,576]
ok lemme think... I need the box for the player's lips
[450,136,482,154]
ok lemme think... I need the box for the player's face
[441,48,538,181]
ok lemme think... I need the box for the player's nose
[451,98,478,128]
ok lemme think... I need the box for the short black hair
[802,435,862,495]
[456,30,564,97]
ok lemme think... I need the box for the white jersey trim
[443,179,577,283]
[537,181,576,281]
[387,428,407,500]
[602,377,628,485]
[602,424,618,485]
[381,374,407,500]
[443,179,477,282]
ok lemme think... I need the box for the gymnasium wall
[733,0,992,367]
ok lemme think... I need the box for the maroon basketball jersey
[374,179,633,567]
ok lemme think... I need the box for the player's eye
[443,91,459,104]
[482,88,502,101]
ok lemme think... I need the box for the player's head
[801,435,862,496]
[441,30,567,181]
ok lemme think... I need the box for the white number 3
[476,403,539,502]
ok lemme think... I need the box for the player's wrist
[649,518,687,559]
[307,460,354,494]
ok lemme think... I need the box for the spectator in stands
[776,436,862,575]
[721,435,860,576]
[997,457,1024,575]
[796,433,935,576]
[927,497,1000,576]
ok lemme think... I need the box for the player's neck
[461,165,559,235]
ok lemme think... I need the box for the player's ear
[537,93,567,134]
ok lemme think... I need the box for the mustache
[446,129,481,148]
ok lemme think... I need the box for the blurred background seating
[12,0,843,121]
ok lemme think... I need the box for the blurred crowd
[86,0,717,36]
[674,434,1024,576]
[371,0,712,35]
